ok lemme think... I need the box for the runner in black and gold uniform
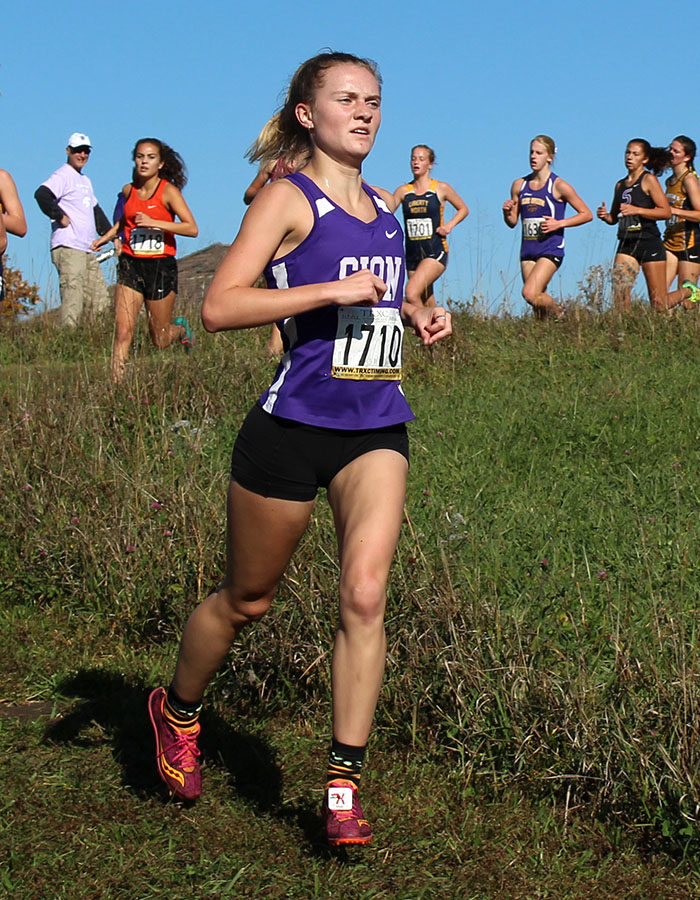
[393,145,468,308]
[597,139,671,311]
[663,136,700,309]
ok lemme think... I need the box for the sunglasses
[70,146,91,155]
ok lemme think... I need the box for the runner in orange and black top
[393,145,468,308]
[661,136,700,309]
[597,139,671,311]
[92,138,198,382]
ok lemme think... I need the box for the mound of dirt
[177,242,230,308]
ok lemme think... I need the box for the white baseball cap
[67,132,92,149]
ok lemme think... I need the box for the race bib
[406,218,433,240]
[522,217,543,240]
[130,226,164,255]
[618,214,641,233]
[332,306,403,381]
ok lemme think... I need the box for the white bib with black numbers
[130,227,165,255]
[406,218,433,240]
[332,306,403,381]
[522,217,543,240]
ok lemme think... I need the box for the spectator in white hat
[35,132,116,327]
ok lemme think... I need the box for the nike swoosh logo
[385,230,397,239]
[147,205,157,209]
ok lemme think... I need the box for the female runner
[92,139,198,382]
[242,130,309,206]
[597,139,671,311]
[243,121,310,354]
[393,145,468,308]
[0,168,28,304]
[147,51,451,847]
[503,135,592,319]
[660,136,700,309]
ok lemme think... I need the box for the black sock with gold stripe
[327,739,366,787]
[164,685,202,727]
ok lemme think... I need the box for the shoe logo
[385,230,398,239]
[328,786,353,811]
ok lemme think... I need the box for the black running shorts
[118,254,178,301]
[230,403,410,501]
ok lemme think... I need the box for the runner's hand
[407,305,452,346]
[540,216,559,234]
[134,212,158,227]
[335,269,387,306]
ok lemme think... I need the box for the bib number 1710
[332,307,403,380]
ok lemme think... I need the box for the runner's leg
[612,254,639,312]
[326,449,408,745]
[405,258,446,309]
[146,291,184,349]
[520,258,560,319]
[112,284,144,382]
[171,481,315,703]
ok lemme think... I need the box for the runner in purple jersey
[260,170,410,428]
[147,52,451,848]
[503,135,591,319]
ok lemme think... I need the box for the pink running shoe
[148,687,202,800]
[323,779,373,846]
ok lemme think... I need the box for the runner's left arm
[541,180,593,233]
[436,182,469,236]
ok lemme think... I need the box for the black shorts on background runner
[118,255,178,300]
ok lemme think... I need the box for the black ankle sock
[327,739,366,787]
[165,686,202,725]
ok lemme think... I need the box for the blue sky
[2,1,693,315]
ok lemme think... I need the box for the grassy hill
[2,305,700,898]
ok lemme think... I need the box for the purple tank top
[259,172,413,430]
[519,172,567,258]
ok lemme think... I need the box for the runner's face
[669,140,690,168]
[529,141,551,172]
[300,64,381,163]
[411,148,433,178]
[625,143,647,171]
[134,143,163,179]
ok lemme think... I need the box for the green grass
[2,304,700,897]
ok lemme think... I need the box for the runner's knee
[339,572,386,625]
[214,584,276,626]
